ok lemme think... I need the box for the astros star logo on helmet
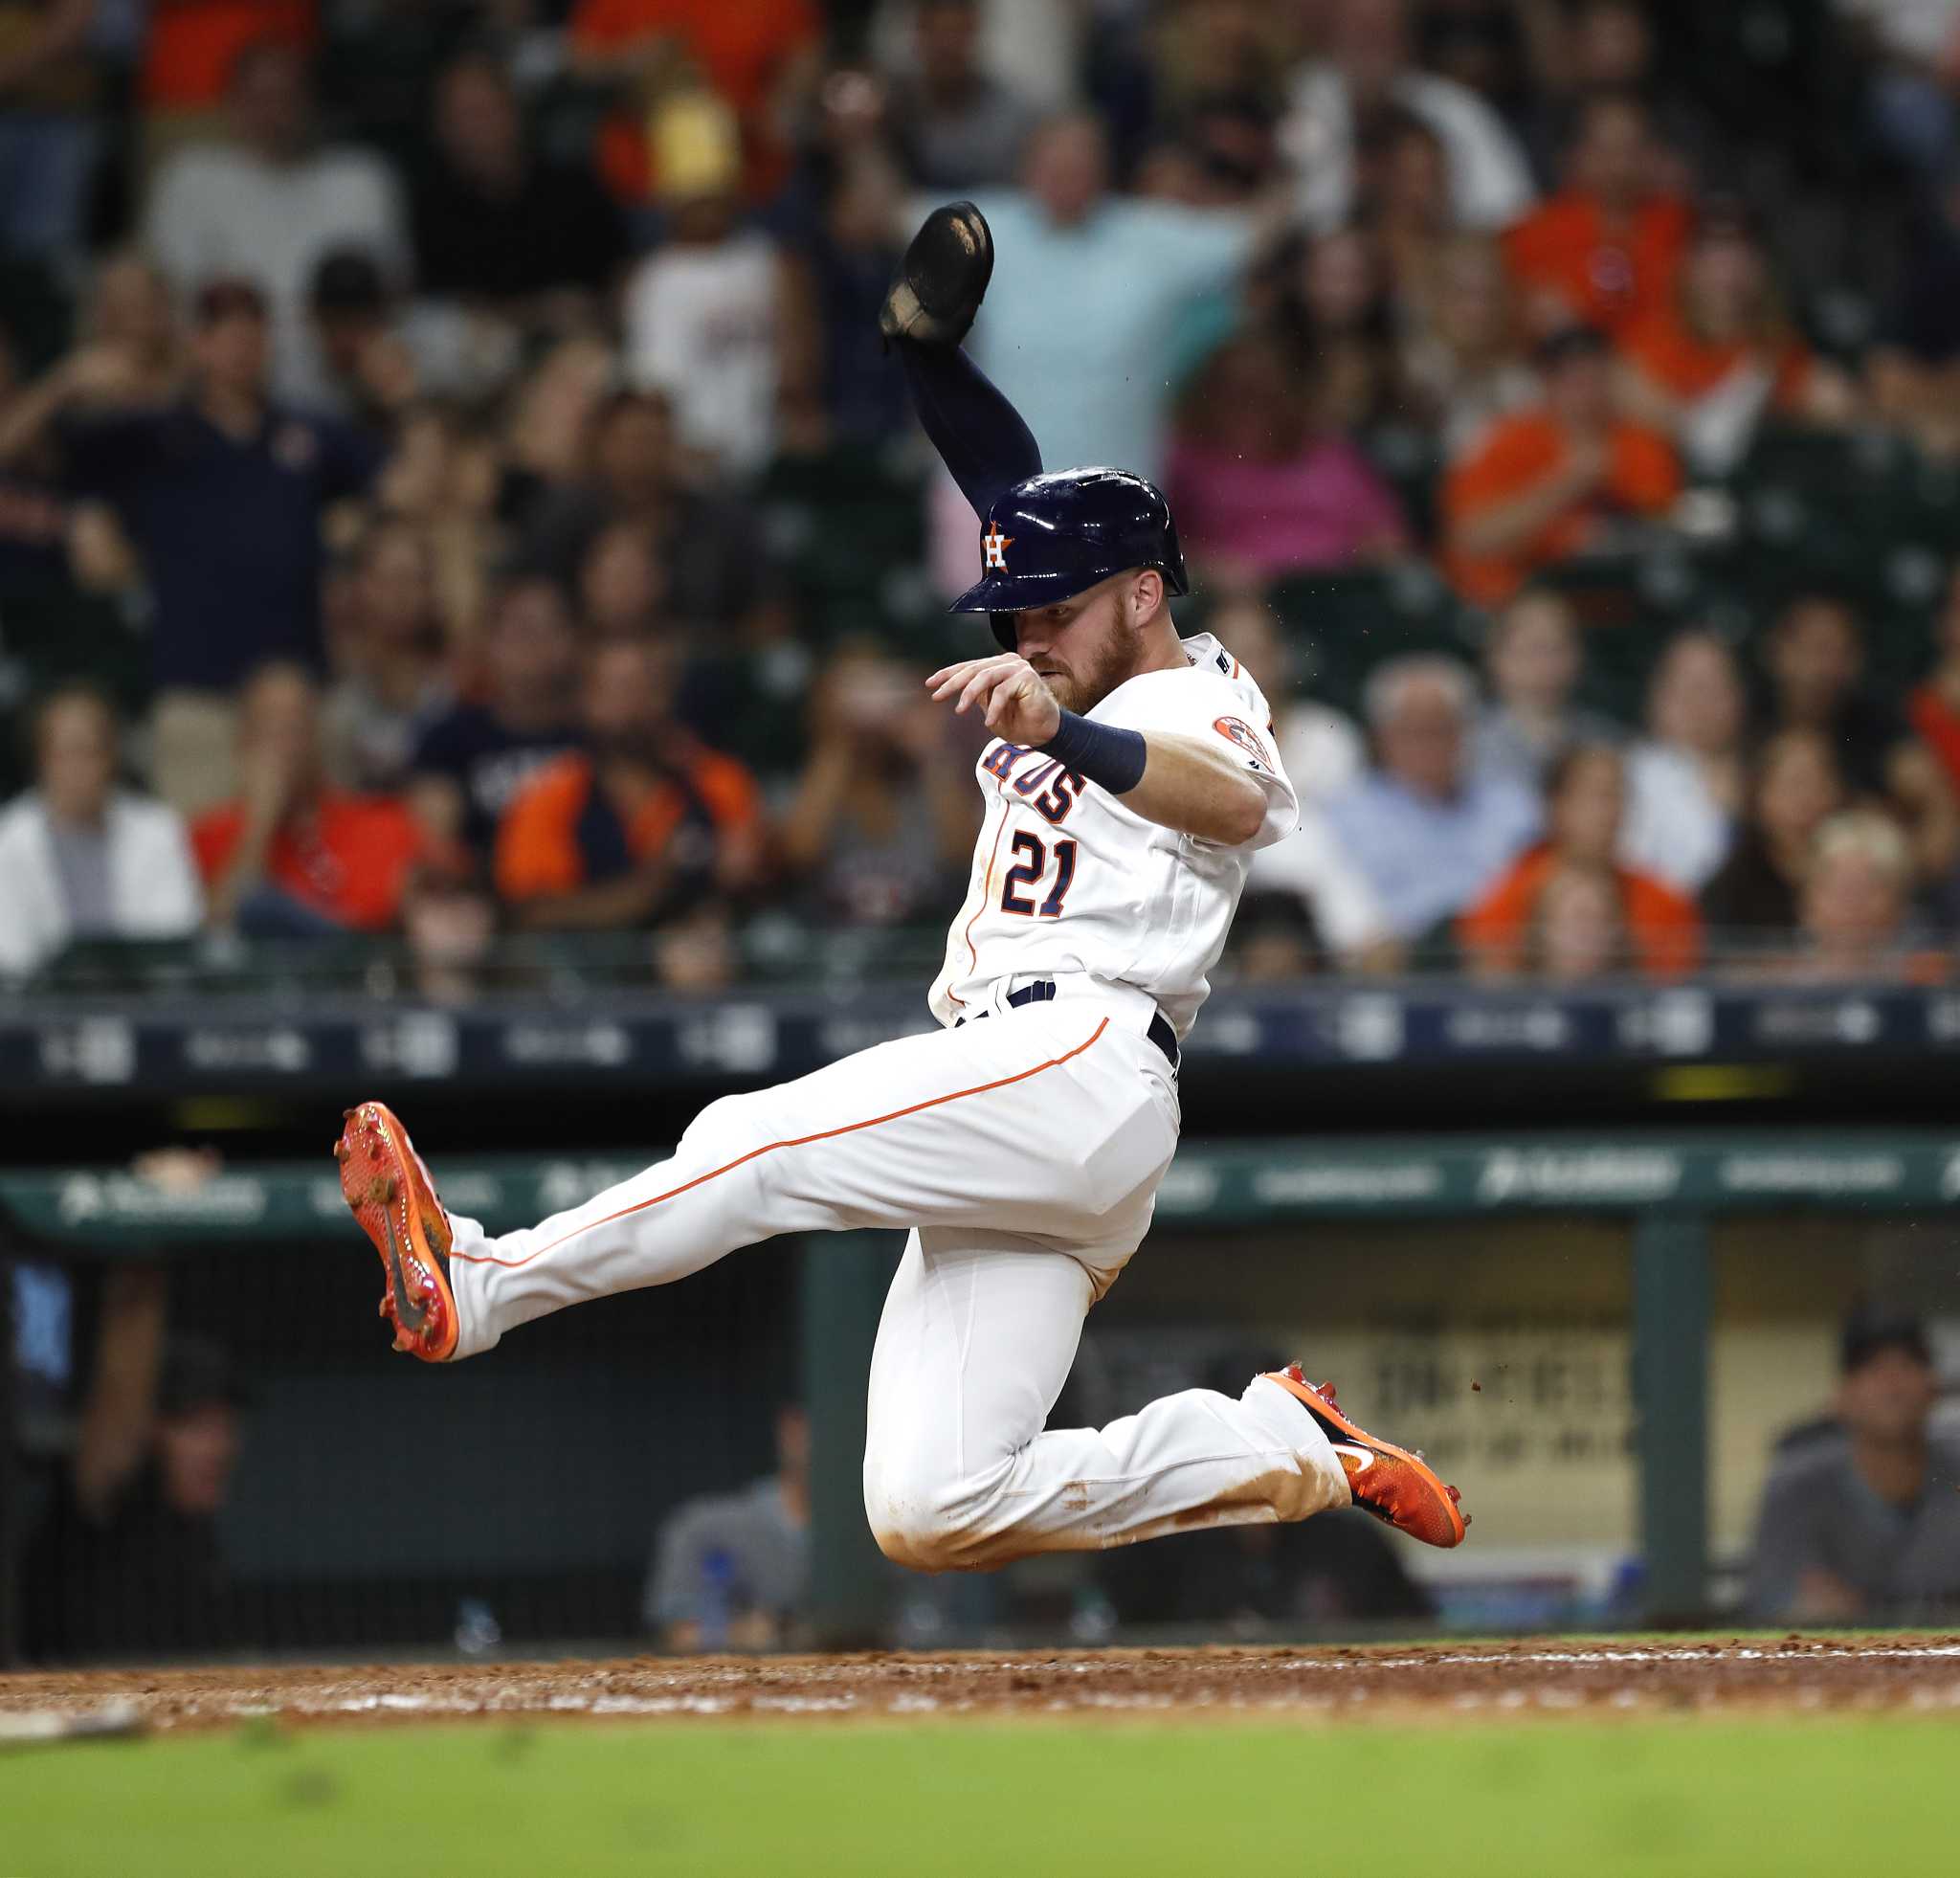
[982,522,1014,569]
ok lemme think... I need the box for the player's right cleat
[880,200,993,348]
[335,1101,458,1363]
[1262,1366,1468,1548]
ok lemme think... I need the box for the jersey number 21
[1000,834,1078,918]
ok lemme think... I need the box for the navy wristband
[1040,709,1147,794]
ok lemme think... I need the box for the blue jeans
[0,113,100,257]
[234,883,350,939]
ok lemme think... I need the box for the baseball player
[335,204,1466,1569]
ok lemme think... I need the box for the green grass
[1,1713,1954,1878]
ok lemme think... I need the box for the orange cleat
[334,1101,458,1363]
[1263,1366,1468,1548]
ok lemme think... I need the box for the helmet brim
[948,566,1108,614]
[951,562,1191,615]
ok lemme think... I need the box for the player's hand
[925,654,1060,745]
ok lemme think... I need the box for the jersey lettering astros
[929,634,1298,1039]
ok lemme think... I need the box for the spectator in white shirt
[1620,629,1748,894]
[1209,598,1398,970]
[0,684,203,975]
[1475,586,1625,791]
[1282,0,1536,235]
[624,92,811,480]
[145,40,410,408]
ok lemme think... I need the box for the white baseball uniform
[438,631,1348,1568]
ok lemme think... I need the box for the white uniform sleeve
[1097,666,1300,852]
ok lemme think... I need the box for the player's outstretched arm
[926,654,1268,847]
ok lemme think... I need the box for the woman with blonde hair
[1619,629,1748,894]
[1782,812,1941,984]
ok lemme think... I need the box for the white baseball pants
[441,987,1348,1567]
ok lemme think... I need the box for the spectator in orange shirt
[1459,741,1701,978]
[1521,861,1631,983]
[1443,323,1680,606]
[496,637,765,931]
[192,661,423,934]
[1503,91,1690,340]
[1616,201,1852,477]
[567,0,819,204]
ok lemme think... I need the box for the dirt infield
[5,1637,1960,1731]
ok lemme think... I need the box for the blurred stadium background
[4,0,1960,1678]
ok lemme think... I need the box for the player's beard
[1040,617,1143,716]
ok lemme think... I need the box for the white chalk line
[1359,1645,1960,1669]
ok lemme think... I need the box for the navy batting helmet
[950,467,1190,651]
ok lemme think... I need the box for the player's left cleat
[880,199,993,348]
[1263,1366,1468,1548]
[334,1101,458,1363]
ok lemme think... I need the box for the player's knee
[678,1090,788,1195]
[863,1455,983,1572]
[679,1091,754,1151]
[865,1498,968,1572]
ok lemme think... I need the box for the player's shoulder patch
[1213,715,1271,768]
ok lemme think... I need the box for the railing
[4,944,1960,1099]
[5,924,1952,1004]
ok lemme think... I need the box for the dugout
[3,1131,1954,1665]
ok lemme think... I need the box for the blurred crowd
[10,0,1960,989]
